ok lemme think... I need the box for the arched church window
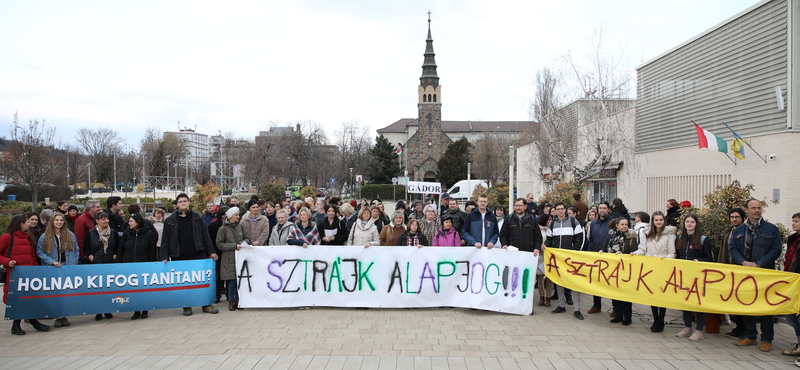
[428,94,432,102]
[423,94,427,102]
[433,94,437,102]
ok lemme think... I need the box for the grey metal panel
[636,0,788,153]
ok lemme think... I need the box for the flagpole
[721,121,767,163]
[692,120,736,165]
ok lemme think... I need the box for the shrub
[471,182,509,207]
[2,184,73,203]
[300,186,317,200]
[358,184,408,201]
[258,183,285,203]
[539,181,584,206]
[191,182,221,212]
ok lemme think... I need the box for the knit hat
[680,201,692,208]
[350,200,358,208]
[225,207,239,220]
[67,205,79,212]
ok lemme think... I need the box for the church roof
[420,17,439,88]
[377,118,535,134]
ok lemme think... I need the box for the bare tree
[332,120,372,193]
[4,113,60,205]
[62,144,86,187]
[75,127,122,185]
[139,127,187,189]
[528,24,636,184]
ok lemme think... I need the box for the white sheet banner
[406,181,442,194]
[235,246,536,315]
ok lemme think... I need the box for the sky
[0,0,761,149]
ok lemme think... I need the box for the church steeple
[419,11,441,104]
[420,12,439,88]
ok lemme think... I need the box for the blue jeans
[785,314,800,342]
[744,315,774,342]
[228,279,239,301]
[683,311,705,331]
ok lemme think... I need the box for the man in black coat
[103,196,126,237]
[160,193,219,315]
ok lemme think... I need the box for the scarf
[406,232,420,247]
[786,236,800,272]
[744,218,760,262]
[607,229,626,253]
[97,225,111,252]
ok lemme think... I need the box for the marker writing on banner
[15,268,213,292]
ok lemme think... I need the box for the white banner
[407,181,442,194]
[235,246,536,315]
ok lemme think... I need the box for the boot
[538,297,545,306]
[229,300,236,311]
[11,320,25,335]
[29,319,50,332]
[545,298,551,307]
[650,319,664,333]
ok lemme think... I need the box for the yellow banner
[544,248,800,315]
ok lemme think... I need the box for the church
[377,17,534,182]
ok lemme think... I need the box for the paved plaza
[0,294,797,370]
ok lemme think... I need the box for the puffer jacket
[632,226,676,258]
[216,220,250,281]
[347,219,380,246]
[37,232,80,266]
[432,227,461,247]
[83,226,119,264]
[602,229,639,254]
[117,228,158,263]
[240,213,270,246]
[499,212,542,253]
[268,222,291,246]
[0,231,38,303]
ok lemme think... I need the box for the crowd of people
[1,192,798,362]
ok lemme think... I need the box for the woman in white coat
[631,211,676,333]
[347,207,380,248]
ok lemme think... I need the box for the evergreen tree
[367,135,397,184]
[437,137,472,189]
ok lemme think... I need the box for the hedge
[2,184,73,203]
[357,184,408,201]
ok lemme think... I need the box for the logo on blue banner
[5,259,216,320]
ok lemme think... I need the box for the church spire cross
[420,12,439,88]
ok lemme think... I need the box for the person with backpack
[674,214,713,341]
[545,202,584,320]
[600,217,639,326]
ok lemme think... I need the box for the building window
[423,94,427,102]
[433,94,437,102]
[428,94,432,102]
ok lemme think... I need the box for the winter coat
[36,232,80,266]
[587,215,612,252]
[665,205,681,227]
[268,222,292,246]
[602,229,639,254]
[148,216,165,247]
[117,228,158,263]
[729,218,782,269]
[397,231,428,247]
[633,222,649,244]
[500,212,542,253]
[240,213,270,246]
[419,217,440,247]
[462,209,499,247]
[287,220,321,246]
[103,208,126,236]
[83,226,119,264]
[160,210,215,261]
[545,216,584,251]
[611,204,630,221]
[319,217,346,246]
[432,227,461,247]
[265,212,277,239]
[73,211,95,258]
[631,226,676,258]
[0,231,38,303]
[718,225,736,264]
[675,233,714,262]
[347,219,380,247]
[216,220,251,281]
[444,208,467,234]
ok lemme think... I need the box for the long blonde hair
[43,213,74,254]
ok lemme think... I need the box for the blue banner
[5,260,216,320]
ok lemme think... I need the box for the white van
[444,179,489,202]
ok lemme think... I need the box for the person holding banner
[500,198,544,311]
[347,207,380,248]
[630,211,676,333]
[287,208,321,248]
[586,201,613,314]
[673,214,714,341]
[118,213,158,320]
[730,199,782,352]
[217,207,251,311]
[419,204,440,247]
[546,203,585,320]
[432,214,461,247]
[398,219,428,247]
[462,194,499,250]
[782,213,800,357]
[320,205,346,246]
[600,217,638,325]
[241,200,270,246]
[36,213,80,327]
[83,212,119,321]
[268,209,292,246]
[1,215,51,335]
[379,211,406,246]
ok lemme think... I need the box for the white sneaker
[676,327,692,338]
[794,358,800,368]
[688,330,704,341]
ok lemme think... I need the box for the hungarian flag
[396,146,402,156]
[694,123,728,153]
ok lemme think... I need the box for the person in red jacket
[74,199,102,264]
[0,215,51,335]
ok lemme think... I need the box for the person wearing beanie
[216,206,250,311]
[208,206,229,303]
[65,205,81,233]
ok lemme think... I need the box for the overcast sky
[0,0,759,149]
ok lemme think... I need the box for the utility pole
[508,146,514,212]
[113,151,117,192]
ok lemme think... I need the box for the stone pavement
[0,294,797,370]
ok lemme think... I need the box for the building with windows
[165,127,209,173]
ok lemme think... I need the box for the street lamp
[349,167,353,198]
[141,151,147,188]
[173,163,178,197]
[165,155,171,192]
[87,162,92,197]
